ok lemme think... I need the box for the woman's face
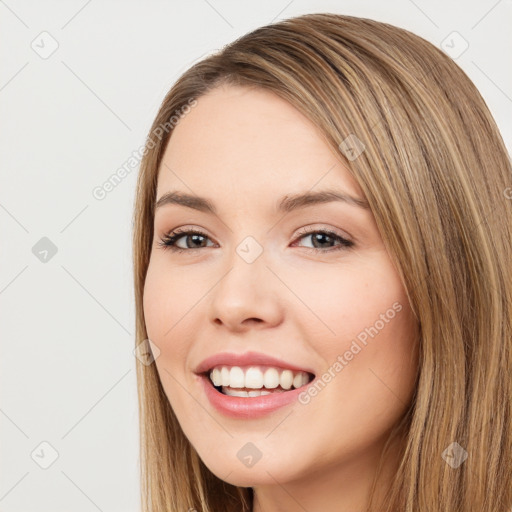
[143,84,419,490]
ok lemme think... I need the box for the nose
[208,249,285,333]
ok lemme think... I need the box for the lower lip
[198,374,307,419]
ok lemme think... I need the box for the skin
[143,84,419,512]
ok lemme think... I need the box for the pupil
[189,234,204,248]
[313,233,333,248]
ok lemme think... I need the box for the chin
[197,448,300,488]
[209,466,279,487]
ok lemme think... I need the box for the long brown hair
[132,13,512,512]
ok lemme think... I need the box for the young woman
[132,13,512,512]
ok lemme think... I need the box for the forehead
[156,84,364,205]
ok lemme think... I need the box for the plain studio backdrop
[0,1,510,511]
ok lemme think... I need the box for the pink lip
[194,351,316,419]
[198,374,309,419]
[194,350,315,375]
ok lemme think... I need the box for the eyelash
[157,226,354,254]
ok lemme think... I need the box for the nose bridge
[208,234,283,329]
[218,234,270,302]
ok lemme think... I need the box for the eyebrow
[154,189,370,214]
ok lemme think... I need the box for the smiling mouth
[202,365,315,397]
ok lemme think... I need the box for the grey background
[1,1,510,511]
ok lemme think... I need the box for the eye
[157,227,213,253]
[157,226,354,254]
[291,227,354,253]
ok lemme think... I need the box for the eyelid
[293,224,353,242]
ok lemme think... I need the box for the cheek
[142,263,200,412]
[294,287,417,465]
[289,256,410,351]
[143,260,197,341]
[142,262,194,379]
[142,265,166,341]
[295,256,418,405]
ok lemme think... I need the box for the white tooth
[211,368,222,386]
[220,366,230,386]
[302,372,310,386]
[280,369,294,390]
[248,390,272,397]
[229,366,245,388]
[292,372,303,389]
[263,368,280,389]
[245,367,264,388]
[223,387,249,397]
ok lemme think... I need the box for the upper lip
[194,350,315,376]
